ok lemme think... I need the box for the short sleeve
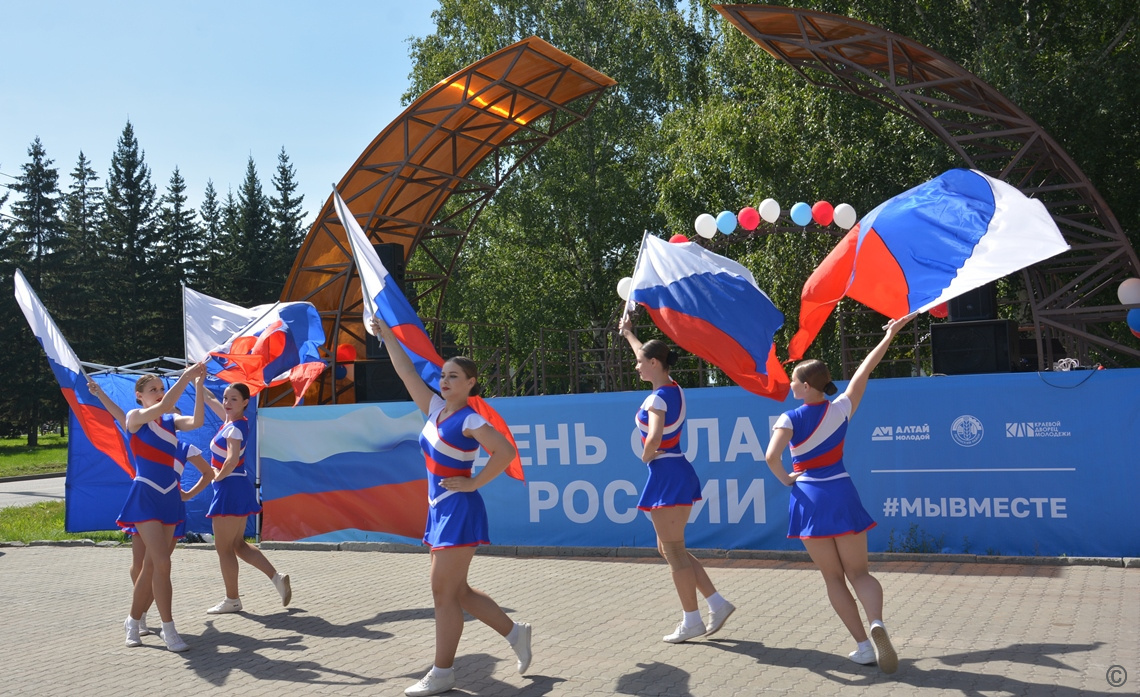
[831,394,853,419]
[773,413,793,431]
[186,444,202,458]
[218,422,245,442]
[640,393,667,413]
[462,412,488,433]
[427,394,446,419]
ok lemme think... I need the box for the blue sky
[1,1,440,224]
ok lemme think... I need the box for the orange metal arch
[280,37,616,403]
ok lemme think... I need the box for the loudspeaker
[948,283,997,322]
[354,358,411,403]
[365,243,406,359]
[931,319,1019,375]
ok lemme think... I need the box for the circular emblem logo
[951,415,984,447]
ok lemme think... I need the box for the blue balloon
[790,202,812,226]
[716,210,737,234]
[1127,308,1140,333]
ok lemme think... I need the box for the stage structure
[279,37,616,404]
[715,4,1140,374]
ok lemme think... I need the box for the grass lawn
[0,434,68,478]
[0,500,124,543]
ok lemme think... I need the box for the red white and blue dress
[773,394,876,539]
[635,381,702,511]
[207,417,261,518]
[118,412,184,529]
[122,441,200,540]
[420,394,491,549]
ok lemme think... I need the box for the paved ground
[0,542,1136,697]
[0,474,65,509]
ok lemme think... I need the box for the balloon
[811,201,834,226]
[1127,308,1140,333]
[669,234,690,244]
[738,206,760,231]
[833,203,857,229]
[716,210,736,234]
[335,343,357,363]
[1117,278,1140,305]
[790,202,812,226]
[694,213,717,238]
[758,198,780,224]
[617,276,633,301]
[334,365,347,380]
[929,302,949,318]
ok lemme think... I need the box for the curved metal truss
[716,4,1140,369]
[280,36,615,403]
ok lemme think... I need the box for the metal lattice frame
[716,4,1140,370]
[279,37,616,403]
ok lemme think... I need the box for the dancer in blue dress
[201,383,291,614]
[619,317,735,644]
[765,316,911,674]
[369,317,531,697]
[115,364,207,652]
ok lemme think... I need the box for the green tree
[197,179,224,297]
[57,151,110,363]
[232,158,274,306]
[153,167,201,357]
[268,147,307,293]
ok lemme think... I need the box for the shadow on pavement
[616,660,692,696]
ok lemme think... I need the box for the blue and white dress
[122,441,201,540]
[117,412,184,529]
[773,394,876,539]
[207,417,261,518]
[420,394,491,549]
[635,381,702,511]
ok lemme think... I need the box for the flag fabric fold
[13,269,135,479]
[629,235,790,401]
[208,301,327,404]
[788,168,1070,361]
[183,286,261,363]
[332,188,525,481]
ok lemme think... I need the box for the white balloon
[694,213,717,239]
[833,203,858,230]
[617,276,633,301]
[1118,277,1140,305]
[758,198,780,224]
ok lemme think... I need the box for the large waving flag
[629,234,790,401]
[183,285,260,363]
[208,301,327,404]
[332,189,524,481]
[13,269,135,479]
[788,168,1070,360]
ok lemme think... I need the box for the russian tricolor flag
[13,269,135,479]
[789,169,1070,360]
[629,235,790,401]
[332,189,525,481]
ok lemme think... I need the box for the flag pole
[621,229,650,325]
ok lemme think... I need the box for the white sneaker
[511,622,532,674]
[870,621,898,674]
[272,573,292,606]
[705,601,736,637]
[848,645,876,665]
[404,670,456,696]
[663,622,706,643]
[159,624,189,652]
[138,612,153,636]
[124,617,141,648]
[206,597,243,614]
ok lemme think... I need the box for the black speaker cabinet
[931,319,1019,375]
[948,283,998,322]
[354,358,411,403]
[365,243,406,359]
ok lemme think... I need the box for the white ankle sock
[857,639,872,652]
[683,610,702,628]
[705,592,728,612]
[506,622,520,645]
[162,621,177,634]
[429,665,453,678]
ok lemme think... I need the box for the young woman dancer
[764,316,912,674]
[201,382,291,613]
[368,317,531,697]
[115,363,207,652]
[619,316,735,644]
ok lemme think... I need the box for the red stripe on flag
[391,324,445,367]
[64,389,135,479]
[468,396,525,482]
[261,480,429,541]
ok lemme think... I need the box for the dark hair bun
[823,381,838,396]
[469,381,482,398]
[666,351,678,368]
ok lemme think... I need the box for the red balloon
[738,206,760,231]
[335,343,357,363]
[929,302,949,318]
[1133,329,1140,340]
[812,201,834,226]
[669,234,690,244]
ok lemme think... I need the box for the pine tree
[197,179,223,297]
[58,151,108,362]
[150,167,200,357]
[269,147,307,294]
[235,157,273,305]
[211,187,243,302]
[102,121,159,363]
[2,138,66,444]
